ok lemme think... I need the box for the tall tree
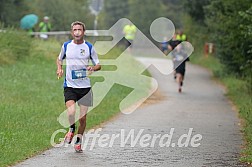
[205,0,252,76]
[102,0,129,28]
[239,6,252,79]
[127,0,165,37]
[183,0,210,24]
[19,0,94,31]
[0,0,28,27]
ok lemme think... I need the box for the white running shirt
[58,40,99,88]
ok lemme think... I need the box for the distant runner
[123,23,137,52]
[171,44,189,93]
[160,37,169,55]
[168,34,181,79]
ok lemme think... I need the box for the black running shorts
[175,66,185,76]
[64,87,93,106]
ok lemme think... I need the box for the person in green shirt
[27,27,35,38]
[123,23,137,51]
[39,16,52,39]
[176,29,187,42]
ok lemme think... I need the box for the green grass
[0,29,31,65]
[224,77,252,162]
[190,53,224,77]
[0,36,150,167]
[0,38,64,166]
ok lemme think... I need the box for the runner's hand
[87,66,94,76]
[57,68,63,79]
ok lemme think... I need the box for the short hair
[71,21,86,31]
[44,16,49,20]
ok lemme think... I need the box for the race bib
[176,55,184,61]
[71,69,87,79]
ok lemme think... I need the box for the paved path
[14,59,246,167]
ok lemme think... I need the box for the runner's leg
[66,100,76,126]
[74,105,88,152]
[176,73,183,92]
[77,105,88,136]
[64,100,76,144]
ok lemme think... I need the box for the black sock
[76,137,80,143]
[70,124,75,132]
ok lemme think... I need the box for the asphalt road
[14,60,246,167]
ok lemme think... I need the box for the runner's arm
[56,46,65,78]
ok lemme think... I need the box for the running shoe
[74,142,83,153]
[64,132,74,144]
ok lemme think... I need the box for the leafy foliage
[183,0,211,24]
[26,0,94,31]
[239,6,252,80]
[102,0,129,28]
[204,0,252,77]
[0,0,28,27]
[0,0,187,35]
[183,0,251,79]
[1,0,94,31]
